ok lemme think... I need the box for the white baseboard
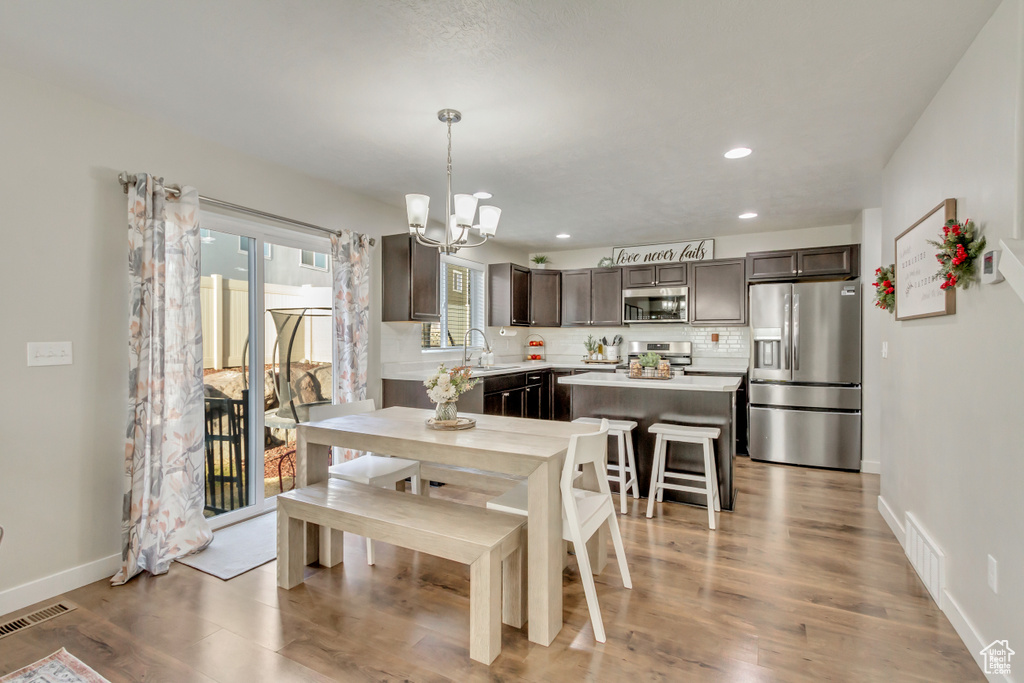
[877,495,905,548]
[861,459,881,474]
[942,589,1012,682]
[0,553,120,619]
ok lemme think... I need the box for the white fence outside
[201,276,332,370]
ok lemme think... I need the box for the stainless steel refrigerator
[748,281,862,470]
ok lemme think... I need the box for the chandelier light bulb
[405,194,429,233]
[478,205,501,236]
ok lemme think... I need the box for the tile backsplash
[381,321,749,376]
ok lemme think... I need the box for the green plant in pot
[531,254,550,269]
[584,334,599,359]
[639,352,661,377]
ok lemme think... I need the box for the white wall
[532,223,859,270]
[876,0,1024,672]
[0,62,528,610]
[858,208,883,474]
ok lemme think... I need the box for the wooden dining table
[294,406,601,647]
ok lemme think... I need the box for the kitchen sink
[476,366,518,371]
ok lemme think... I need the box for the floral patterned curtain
[112,174,212,585]
[330,231,372,460]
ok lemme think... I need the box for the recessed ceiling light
[473,191,493,199]
[739,212,758,219]
[724,147,752,159]
[556,233,571,239]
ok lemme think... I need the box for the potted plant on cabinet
[531,254,550,269]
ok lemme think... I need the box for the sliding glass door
[199,215,332,528]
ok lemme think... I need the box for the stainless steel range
[625,341,692,373]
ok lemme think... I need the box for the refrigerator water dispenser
[753,328,783,371]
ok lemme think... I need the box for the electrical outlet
[881,341,888,359]
[988,555,998,593]
[27,341,73,366]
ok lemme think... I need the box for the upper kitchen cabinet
[562,267,622,326]
[689,258,747,325]
[747,244,860,282]
[529,269,561,327]
[623,263,688,287]
[488,263,531,327]
[382,234,440,322]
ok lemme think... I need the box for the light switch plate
[881,341,888,359]
[988,554,998,593]
[27,341,73,366]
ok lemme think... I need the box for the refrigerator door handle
[782,293,791,370]
[793,293,800,371]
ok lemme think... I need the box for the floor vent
[905,512,945,607]
[0,601,76,640]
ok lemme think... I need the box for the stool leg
[703,438,717,530]
[366,538,375,565]
[708,440,721,512]
[646,434,663,518]
[411,473,422,495]
[616,432,627,514]
[656,441,666,503]
[625,431,639,498]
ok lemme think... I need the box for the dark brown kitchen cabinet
[529,269,561,327]
[746,244,859,282]
[560,268,622,326]
[485,388,524,417]
[550,370,574,421]
[560,269,593,326]
[689,258,748,325]
[591,268,623,325]
[488,263,531,327]
[623,263,687,287]
[797,244,860,278]
[382,234,440,322]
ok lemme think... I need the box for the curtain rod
[117,172,375,246]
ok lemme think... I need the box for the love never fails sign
[612,239,714,266]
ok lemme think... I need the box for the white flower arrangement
[423,363,479,405]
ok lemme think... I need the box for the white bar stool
[572,417,640,514]
[308,400,422,565]
[645,423,722,529]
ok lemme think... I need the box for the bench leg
[470,545,502,665]
[319,526,344,568]
[502,530,527,629]
[277,506,305,589]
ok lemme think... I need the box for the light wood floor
[1,458,982,682]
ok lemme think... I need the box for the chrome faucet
[463,327,492,367]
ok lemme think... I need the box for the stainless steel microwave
[622,286,689,323]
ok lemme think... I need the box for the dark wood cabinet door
[797,245,859,278]
[483,391,503,416]
[524,384,542,419]
[590,268,622,326]
[501,388,525,418]
[511,265,531,325]
[623,265,656,288]
[560,269,592,326]
[690,258,748,325]
[746,250,798,282]
[550,371,573,421]
[655,263,688,285]
[382,234,440,322]
[410,238,441,321]
[529,270,561,327]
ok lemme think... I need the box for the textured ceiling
[0,1,1001,248]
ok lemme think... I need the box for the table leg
[297,434,331,566]
[527,459,562,646]
[581,462,609,575]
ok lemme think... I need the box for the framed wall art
[895,198,956,320]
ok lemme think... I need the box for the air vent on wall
[905,513,946,608]
[0,601,76,640]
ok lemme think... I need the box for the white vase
[533,263,548,269]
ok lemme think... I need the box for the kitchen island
[559,372,742,510]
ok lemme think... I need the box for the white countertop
[686,358,749,374]
[382,360,624,381]
[559,371,741,393]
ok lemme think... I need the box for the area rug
[0,648,110,683]
[175,512,276,580]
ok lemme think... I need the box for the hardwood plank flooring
[0,458,982,681]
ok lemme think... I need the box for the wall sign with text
[895,198,956,320]
[612,239,714,266]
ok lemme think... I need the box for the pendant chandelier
[405,109,500,255]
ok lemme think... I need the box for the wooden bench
[276,479,527,665]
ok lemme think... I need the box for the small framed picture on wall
[895,198,957,320]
